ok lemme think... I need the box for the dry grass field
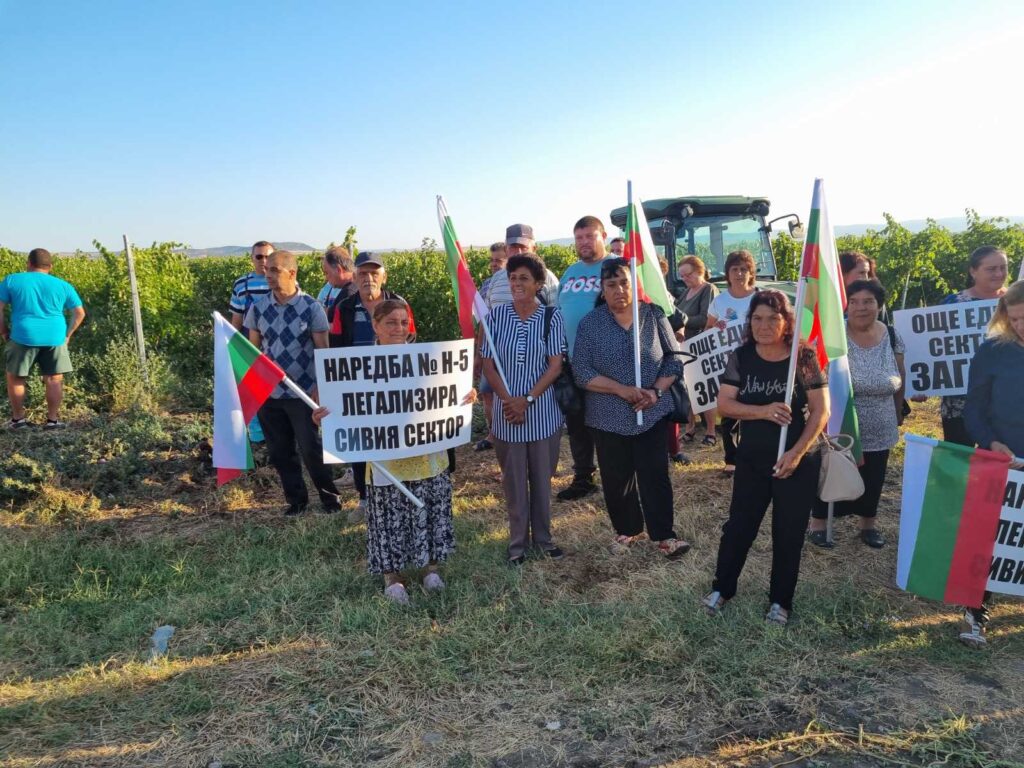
[1,402,1022,767]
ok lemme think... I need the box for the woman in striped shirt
[481,253,566,566]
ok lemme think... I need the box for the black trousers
[565,407,596,480]
[352,462,367,500]
[942,416,975,449]
[721,417,739,465]
[259,397,340,509]
[713,449,820,611]
[591,419,677,542]
[812,449,889,520]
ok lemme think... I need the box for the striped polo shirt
[480,303,565,443]
[229,271,270,316]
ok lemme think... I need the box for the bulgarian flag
[897,435,1010,605]
[798,179,860,460]
[437,196,488,339]
[622,188,675,317]
[212,311,286,485]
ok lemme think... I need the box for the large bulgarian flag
[897,434,1009,605]
[622,188,676,317]
[437,196,488,339]
[212,311,286,485]
[799,179,861,461]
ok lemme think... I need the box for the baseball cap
[354,252,384,268]
[505,223,535,246]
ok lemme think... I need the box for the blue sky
[1,0,1021,252]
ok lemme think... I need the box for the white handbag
[818,434,865,503]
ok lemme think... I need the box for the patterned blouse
[480,302,566,443]
[847,325,904,452]
[572,303,684,436]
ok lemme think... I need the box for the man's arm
[230,311,245,331]
[65,306,86,344]
[0,299,8,341]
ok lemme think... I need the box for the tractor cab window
[674,215,773,280]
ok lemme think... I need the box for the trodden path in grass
[1,403,1022,767]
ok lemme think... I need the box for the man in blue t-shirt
[0,248,86,429]
[555,216,608,500]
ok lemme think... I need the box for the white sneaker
[765,603,789,626]
[423,572,446,592]
[384,583,409,605]
[701,590,726,616]
[338,467,354,487]
[347,499,366,524]
[958,609,988,648]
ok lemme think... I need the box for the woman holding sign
[702,290,829,626]
[706,250,758,473]
[676,255,719,445]
[572,257,690,559]
[481,253,567,566]
[960,281,1024,647]
[313,299,473,605]
[938,246,1009,447]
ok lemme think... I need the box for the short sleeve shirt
[480,303,565,443]
[0,271,83,347]
[708,290,755,325]
[847,327,904,452]
[558,259,605,358]
[230,272,270,316]
[244,290,328,398]
[721,344,827,458]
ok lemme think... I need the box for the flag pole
[776,275,808,461]
[628,180,643,427]
[279,373,425,509]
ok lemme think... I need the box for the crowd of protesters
[3,227,1020,648]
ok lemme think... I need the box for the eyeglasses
[253,254,269,261]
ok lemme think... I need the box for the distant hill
[181,242,316,258]
[834,216,1024,237]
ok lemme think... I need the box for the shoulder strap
[886,323,897,351]
[542,305,555,343]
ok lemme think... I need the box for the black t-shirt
[721,344,827,457]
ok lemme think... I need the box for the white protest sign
[893,300,996,397]
[681,320,745,414]
[315,339,474,464]
[988,468,1024,597]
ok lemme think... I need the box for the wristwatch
[526,395,536,405]
[653,387,664,399]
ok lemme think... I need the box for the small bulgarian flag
[623,188,676,317]
[437,196,488,339]
[799,179,860,460]
[897,434,1010,606]
[212,311,286,485]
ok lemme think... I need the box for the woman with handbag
[481,253,567,566]
[808,280,905,549]
[572,257,691,558]
[702,290,829,625]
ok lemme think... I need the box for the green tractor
[609,196,803,300]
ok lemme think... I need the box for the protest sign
[988,468,1024,597]
[681,319,745,414]
[893,300,997,397]
[315,339,474,463]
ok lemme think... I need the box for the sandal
[806,530,834,549]
[658,538,691,559]
[681,429,697,444]
[701,590,727,616]
[701,434,718,447]
[610,534,639,555]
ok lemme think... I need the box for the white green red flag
[897,435,1009,605]
[623,190,675,317]
[212,311,286,485]
[437,196,488,339]
[799,179,860,460]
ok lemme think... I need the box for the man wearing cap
[485,224,561,311]
[317,245,357,308]
[230,240,274,445]
[244,250,340,516]
[555,216,608,500]
[0,248,86,429]
[327,252,416,520]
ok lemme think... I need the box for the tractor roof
[609,196,770,228]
